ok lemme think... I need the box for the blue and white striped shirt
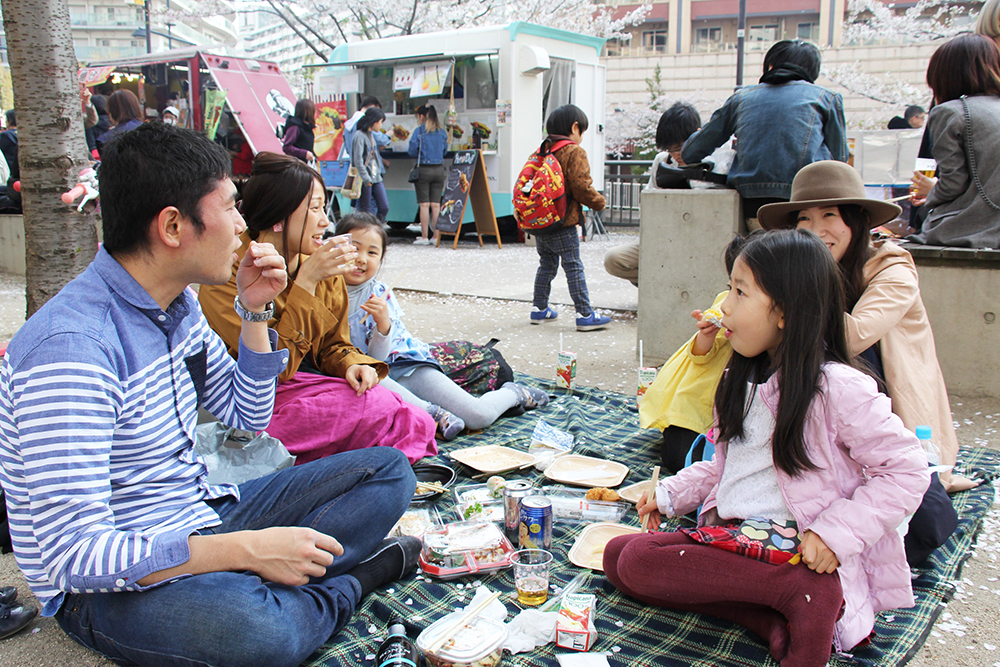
[0,248,288,615]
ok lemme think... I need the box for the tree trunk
[2,0,99,318]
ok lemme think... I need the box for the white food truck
[312,22,607,231]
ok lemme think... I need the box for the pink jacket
[661,363,929,651]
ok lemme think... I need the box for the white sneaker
[413,238,432,246]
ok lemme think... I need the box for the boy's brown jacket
[548,137,606,229]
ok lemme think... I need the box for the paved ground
[1,230,998,666]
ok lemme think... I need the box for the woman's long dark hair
[293,98,316,128]
[835,205,875,310]
[714,229,855,476]
[357,107,386,133]
[107,89,143,125]
[239,151,324,279]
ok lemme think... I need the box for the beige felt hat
[757,160,902,230]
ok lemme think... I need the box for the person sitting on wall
[888,105,926,129]
[0,122,420,667]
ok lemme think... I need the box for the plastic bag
[529,420,574,471]
[194,422,295,486]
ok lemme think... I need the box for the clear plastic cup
[511,549,553,606]
[329,233,355,269]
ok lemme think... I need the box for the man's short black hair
[99,123,231,256]
[904,105,925,120]
[655,102,701,151]
[545,104,589,137]
[360,96,381,109]
[5,110,14,127]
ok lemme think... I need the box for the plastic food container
[419,521,514,580]
[416,611,508,667]
[389,506,444,539]
[540,486,629,523]
[453,483,505,522]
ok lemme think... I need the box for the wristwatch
[234,295,274,322]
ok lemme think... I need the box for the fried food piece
[601,488,621,502]
[586,487,606,500]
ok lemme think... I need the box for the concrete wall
[905,246,1000,399]
[0,215,25,276]
[604,42,939,128]
[637,188,742,366]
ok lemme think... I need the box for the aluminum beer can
[504,480,533,544]
[519,496,553,551]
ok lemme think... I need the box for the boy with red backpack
[519,105,610,331]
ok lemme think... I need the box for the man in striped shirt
[0,123,418,667]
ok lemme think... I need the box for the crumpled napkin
[460,586,509,623]
[503,608,559,654]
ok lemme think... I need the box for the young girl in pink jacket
[604,229,929,667]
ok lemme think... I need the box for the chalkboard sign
[435,150,501,249]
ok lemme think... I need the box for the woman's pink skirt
[266,372,438,465]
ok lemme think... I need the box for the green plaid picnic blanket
[305,376,999,667]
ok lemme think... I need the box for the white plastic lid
[416,612,508,663]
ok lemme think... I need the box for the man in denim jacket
[683,40,848,223]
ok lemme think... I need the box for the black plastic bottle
[376,618,417,667]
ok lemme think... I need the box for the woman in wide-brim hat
[759,160,978,498]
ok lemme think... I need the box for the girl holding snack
[335,213,549,440]
[757,160,977,494]
[639,237,742,472]
[199,153,436,464]
[605,229,928,667]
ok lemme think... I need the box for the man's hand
[236,241,287,311]
[360,296,391,335]
[245,527,343,585]
[636,490,662,532]
[800,530,839,573]
[295,240,358,295]
[345,364,379,396]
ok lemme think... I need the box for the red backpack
[513,139,574,233]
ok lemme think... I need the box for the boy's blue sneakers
[576,312,611,331]
[530,307,558,324]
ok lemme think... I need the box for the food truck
[84,47,299,155]
[311,22,607,229]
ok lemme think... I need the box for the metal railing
[603,160,651,227]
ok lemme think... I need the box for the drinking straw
[639,339,643,368]
[559,332,564,354]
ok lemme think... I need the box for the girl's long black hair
[714,229,857,476]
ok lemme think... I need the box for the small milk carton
[556,351,577,389]
[556,593,598,651]
[637,367,657,397]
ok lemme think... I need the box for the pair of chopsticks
[640,465,661,532]
[359,269,410,323]
[416,480,449,494]
[471,460,535,480]
[426,590,502,653]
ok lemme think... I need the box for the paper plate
[568,522,642,571]
[618,481,651,504]
[449,445,536,475]
[542,455,628,488]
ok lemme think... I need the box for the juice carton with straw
[555,593,598,651]
[636,340,657,397]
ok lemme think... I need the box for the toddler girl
[336,213,549,439]
[605,229,929,666]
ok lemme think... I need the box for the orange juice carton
[556,351,577,389]
[555,593,598,651]
[637,367,657,397]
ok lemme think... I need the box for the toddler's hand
[637,490,662,532]
[800,530,839,573]
[361,296,391,335]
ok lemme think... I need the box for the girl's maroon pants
[604,531,844,667]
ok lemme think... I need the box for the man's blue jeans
[55,447,415,667]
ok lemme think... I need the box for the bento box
[389,505,444,539]
[452,483,505,523]
[419,521,515,580]
[416,611,508,667]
